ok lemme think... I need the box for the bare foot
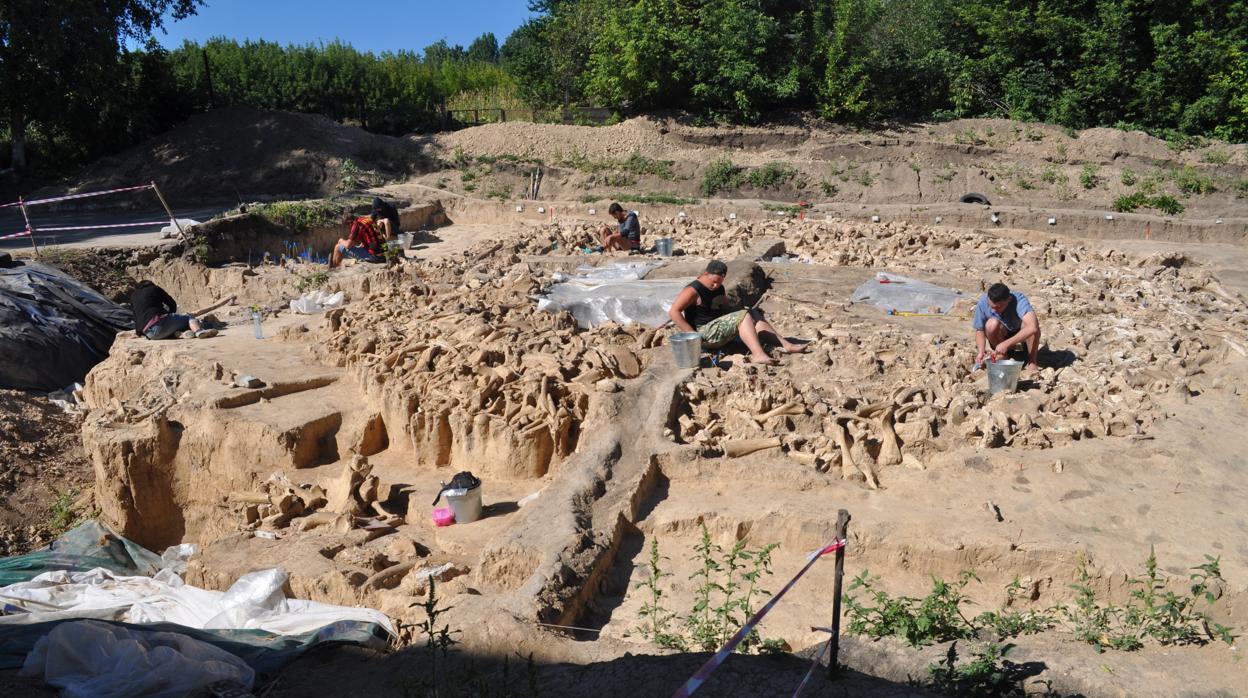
[748,354,776,365]
[781,342,809,354]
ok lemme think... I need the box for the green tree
[0,0,202,171]
[466,32,499,63]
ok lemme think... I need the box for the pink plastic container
[432,507,455,527]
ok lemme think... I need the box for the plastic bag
[289,290,344,314]
[538,262,685,328]
[850,271,964,315]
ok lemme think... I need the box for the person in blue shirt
[597,202,641,251]
[972,282,1041,372]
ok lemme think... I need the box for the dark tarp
[0,259,132,391]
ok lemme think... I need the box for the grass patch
[856,171,876,187]
[1079,164,1100,189]
[485,184,513,201]
[48,488,80,535]
[1235,178,1248,198]
[252,201,341,234]
[603,192,699,206]
[1202,148,1231,165]
[700,157,747,196]
[820,180,839,197]
[1039,167,1065,185]
[1173,165,1215,195]
[295,271,329,292]
[1113,192,1185,215]
[748,162,797,189]
[762,202,800,215]
[558,149,676,180]
[1120,168,1137,186]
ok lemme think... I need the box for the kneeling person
[973,282,1041,370]
[131,280,215,340]
[668,260,805,366]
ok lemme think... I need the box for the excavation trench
[72,208,1248,697]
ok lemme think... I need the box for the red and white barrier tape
[0,229,33,241]
[32,220,170,233]
[671,537,847,698]
[16,183,155,208]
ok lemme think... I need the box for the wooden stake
[17,197,38,257]
[828,508,851,680]
[150,181,186,242]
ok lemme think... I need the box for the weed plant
[700,157,746,196]
[634,525,780,654]
[1173,165,1215,195]
[845,549,1234,653]
[1079,164,1099,189]
[253,201,340,233]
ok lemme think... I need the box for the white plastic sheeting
[850,271,965,315]
[537,261,685,328]
[289,289,345,314]
[0,567,395,636]
[21,620,254,698]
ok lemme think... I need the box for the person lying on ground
[330,212,383,268]
[668,260,807,366]
[130,280,216,340]
[973,281,1041,372]
[597,202,641,252]
[372,197,401,241]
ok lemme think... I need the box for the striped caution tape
[670,538,847,698]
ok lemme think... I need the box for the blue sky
[150,0,536,55]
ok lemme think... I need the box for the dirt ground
[5,113,1248,697]
[0,391,93,557]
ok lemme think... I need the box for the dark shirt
[373,198,400,234]
[619,211,641,245]
[683,279,724,328]
[130,282,177,336]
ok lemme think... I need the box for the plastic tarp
[0,521,162,587]
[0,259,133,391]
[850,272,965,315]
[21,620,255,698]
[0,522,393,687]
[537,261,685,328]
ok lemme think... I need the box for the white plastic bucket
[655,237,673,257]
[671,331,702,369]
[987,359,1023,394]
[444,484,483,523]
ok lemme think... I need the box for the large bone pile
[317,258,659,476]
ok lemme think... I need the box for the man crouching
[973,282,1041,372]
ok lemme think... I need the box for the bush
[1113,193,1147,212]
[1080,164,1099,189]
[748,162,796,189]
[1148,194,1184,215]
[1120,168,1137,186]
[700,157,746,196]
[1173,166,1215,195]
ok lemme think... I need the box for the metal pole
[828,509,851,680]
[150,181,186,242]
[17,197,38,256]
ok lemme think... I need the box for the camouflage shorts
[699,309,747,349]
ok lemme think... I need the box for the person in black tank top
[668,260,808,365]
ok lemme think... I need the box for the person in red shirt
[330,212,383,268]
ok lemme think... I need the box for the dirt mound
[435,117,676,161]
[61,106,431,204]
[0,390,93,556]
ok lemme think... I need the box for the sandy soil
[5,113,1248,696]
[0,390,93,556]
[42,207,1243,697]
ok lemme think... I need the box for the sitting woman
[668,260,806,365]
[330,212,383,268]
[131,280,215,340]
